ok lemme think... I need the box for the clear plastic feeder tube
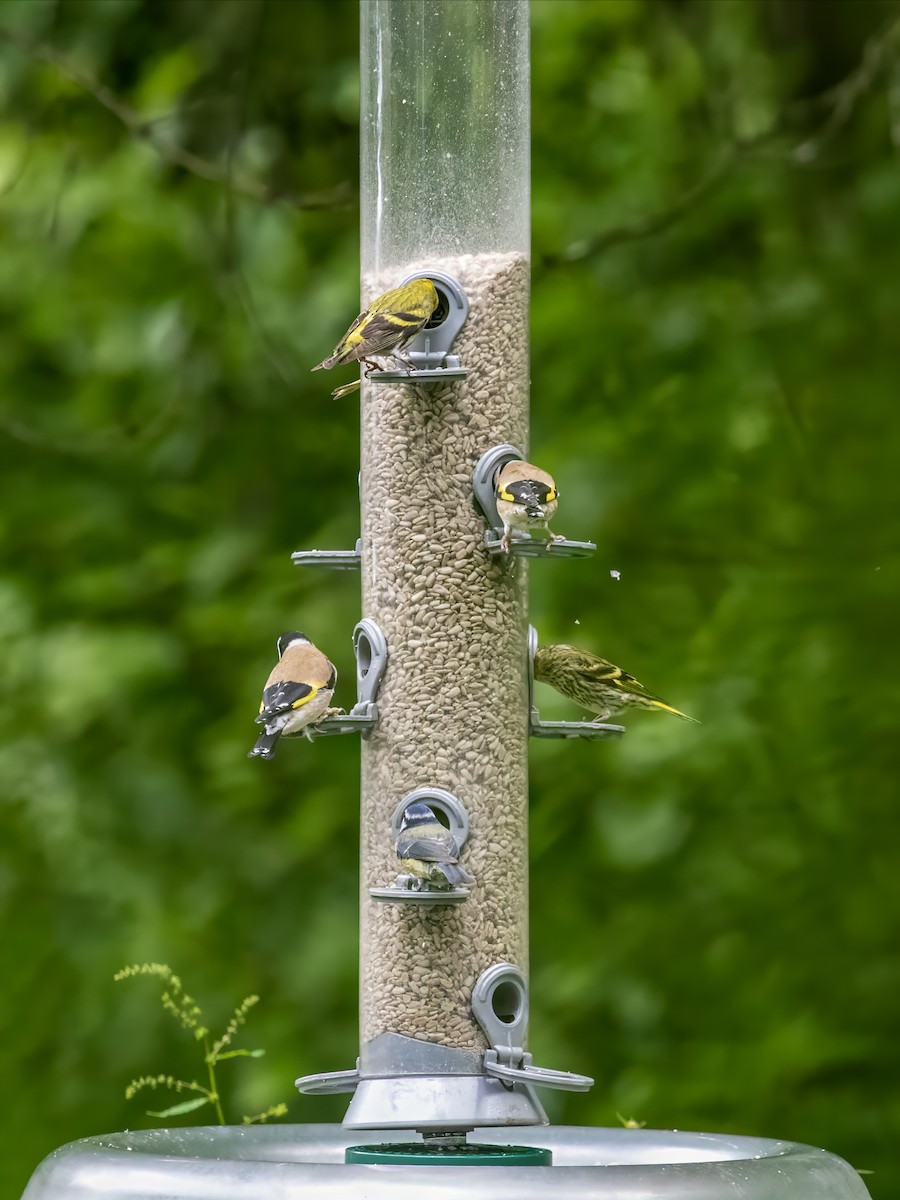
[360,0,529,275]
[358,0,532,1098]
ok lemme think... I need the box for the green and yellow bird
[313,277,439,374]
[534,643,698,724]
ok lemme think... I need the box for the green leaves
[116,966,281,1127]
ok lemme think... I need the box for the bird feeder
[19,1,872,1197]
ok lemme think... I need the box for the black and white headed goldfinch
[534,643,698,725]
[395,802,474,892]
[494,459,565,553]
[313,277,439,374]
[248,631,338,760]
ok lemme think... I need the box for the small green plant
[114,962,288,1125]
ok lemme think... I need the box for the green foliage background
[1,0,898,1194]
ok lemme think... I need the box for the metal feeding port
[472,444,597,558]
[305,619,387,740]
[528,624,624,741]
[291,538,362,571]
[472,963,594,1093]
[366,270,470,384]
[369,787,472,906]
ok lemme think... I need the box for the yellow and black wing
[579,657,653,697]
[257,680,317,722]
[583,656,696,720]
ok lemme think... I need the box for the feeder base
[20,1123,872,1199]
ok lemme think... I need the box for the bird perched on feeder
[494,459,565,553]
[312,277,439,375]
[248,631,339,760]
[533,643,698,724]
[395,802,473,892]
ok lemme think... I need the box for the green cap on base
[345,1142,552,1166]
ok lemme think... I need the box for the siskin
[248,631,339,760]
[395,802,474,892]
[495,459,565,553]
[313,277,439,374]
[534,643,698,724]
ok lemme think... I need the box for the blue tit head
[399,802,441,833]
[276,631,310,658]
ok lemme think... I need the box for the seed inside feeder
[360,250,530,1050]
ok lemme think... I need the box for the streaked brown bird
[312,277,439,373]
[534,643,698,724]
[248,631,338,760]
[494,459,564,552]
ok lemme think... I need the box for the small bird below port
[312,277,439,376]
[494,459,566,553]
[533,643,698,724]
[248,631,340,760]
[395,802,474,893]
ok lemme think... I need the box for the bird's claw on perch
[304,706,345,739]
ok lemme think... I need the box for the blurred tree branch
[551,143,753,266]
[544,15,900,267]
[0,27,352,211]
[792,15,900,163]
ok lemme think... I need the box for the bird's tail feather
[438,863,474,887]
[650,699,700,723]
[248,729,281,760]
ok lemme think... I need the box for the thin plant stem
[204,1038,226,1126]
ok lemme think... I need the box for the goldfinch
[395,802,473,892]
[534,643,698,724]
[248,631,338,760]
[495,459,565,553]
[313,277,439,373]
